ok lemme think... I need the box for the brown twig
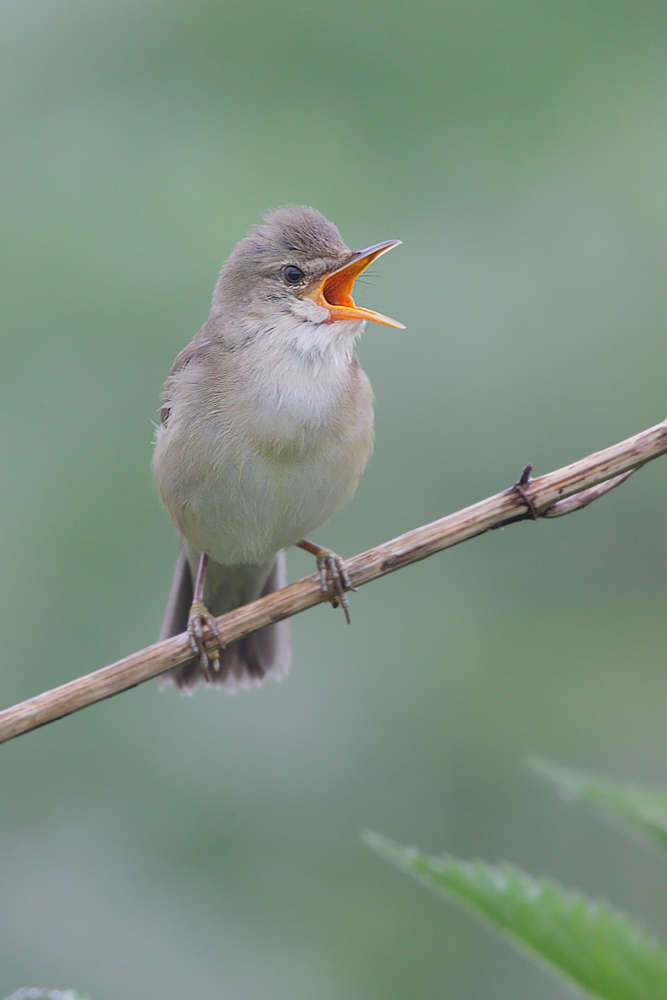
[1,417,666,746]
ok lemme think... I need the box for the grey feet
[314,547,357,624]
[296,539,358,622]
[187,599,223,679]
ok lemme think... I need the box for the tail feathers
[159,546,290,692]
[159,546,193,644]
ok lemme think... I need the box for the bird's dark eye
[282,264,305,285]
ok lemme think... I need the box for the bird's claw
[316,549,357,624]
[187,600,223,680]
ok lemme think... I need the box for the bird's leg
[296,540,357,624]
[187,552,223,677]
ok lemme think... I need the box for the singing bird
[153,206,403,690]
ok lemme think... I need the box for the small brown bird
[152,206,403,690]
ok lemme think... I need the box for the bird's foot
[297,540,357,622]
[317,549,356,623]
[187,600,223,680]
[315,549,359,624]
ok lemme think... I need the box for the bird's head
[212,205,403,347]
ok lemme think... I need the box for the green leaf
[530,758,667,851]
[363,831,667,1000]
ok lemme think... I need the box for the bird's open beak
[305,240,405,328]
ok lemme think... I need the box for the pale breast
[153,348,374,565]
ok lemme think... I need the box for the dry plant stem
[1,417,666,746]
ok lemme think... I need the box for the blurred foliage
[366,835,667,1000]
[366,764,667,999]
[2,2,667,999]
[531,759,667,852]
[1,992,89,1000]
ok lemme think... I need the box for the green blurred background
[2,2,667,998]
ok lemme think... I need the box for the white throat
[238,308,365,441]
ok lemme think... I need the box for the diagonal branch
[1,417,666,746]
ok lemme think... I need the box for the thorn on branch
[497,462,636,532]
[512,463,538,520]
[517,463,533,488]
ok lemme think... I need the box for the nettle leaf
[364,831,667,1000]
[530,759,667,852]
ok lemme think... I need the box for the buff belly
[155,427,368,566]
